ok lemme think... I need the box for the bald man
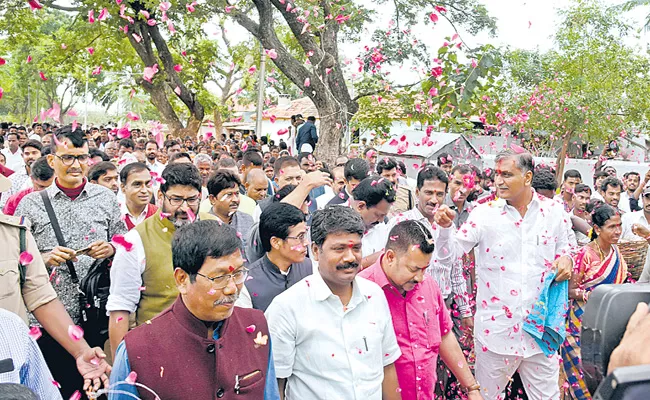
[245,169,269,203]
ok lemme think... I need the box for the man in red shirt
[119,162,157,230]
[359,219,483,400]
[3,157,54,216]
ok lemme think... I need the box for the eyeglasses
[196,268,249,289]
[162,192,201,207]
[285,233,308,242]
[56,154,90,166]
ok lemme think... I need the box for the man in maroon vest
[108,221,280,400]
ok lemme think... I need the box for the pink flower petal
[28,0,43,10]
[28,326,42,340]
[173,64,183,72]
[69,390,82,400]
[19,251,34,265]
[186,208,196,223]
[126,111,140,121]
[246,324,256,333]
[125,371,138,385]
[67,325,84,341]
[112,234,134,252]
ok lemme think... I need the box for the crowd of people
[1,121,650,400]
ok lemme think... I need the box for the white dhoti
[475,348,560,400]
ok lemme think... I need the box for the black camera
[581,284,650,399]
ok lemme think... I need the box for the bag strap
[18,227,26,287]
[40,190,79,284]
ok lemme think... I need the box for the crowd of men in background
[1,120,650,400]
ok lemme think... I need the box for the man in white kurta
[433,151,573,400]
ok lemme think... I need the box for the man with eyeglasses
[200,170,254,252]
[107,163,203,359]
[236,203,313,311]
[14,125,124,398]
[109,220,280,400]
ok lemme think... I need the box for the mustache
[214,294,239,306]
[336,262,359,270]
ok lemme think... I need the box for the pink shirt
[359,255,453,400]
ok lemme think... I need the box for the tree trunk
[555,131,573,183]
[313,100,347,165]
[214,108,224,140]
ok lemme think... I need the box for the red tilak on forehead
[228,266,234,272]
[348,240,355,248]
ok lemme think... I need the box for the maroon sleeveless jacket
[124,296,269,400]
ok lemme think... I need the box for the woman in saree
[561,204,627,399]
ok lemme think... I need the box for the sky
[52,0,650,112]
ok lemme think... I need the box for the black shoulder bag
[40,190,111,348]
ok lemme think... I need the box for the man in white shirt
[433,150,573,400]
[591,170,608,202]
[1,132,24,171]
[620,185,650,283]
[347,177,396,268]
[119,162,157,230]
[316,166,345,209]
[144,140,165,176]
[265,206,402,400]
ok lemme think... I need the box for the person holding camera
[562,204,627,399]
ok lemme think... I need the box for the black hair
[207,170,241,196]
[146,140,159,149]
[21,139,42,152]
[273,156,299,176]
[87,161,117,182]
[376,156,398,175]
[586,198,603,214]
[165,139,180,150]
[172,220,242,278]
[352,176,396,207]
[271,184,311,206]
[297,152,314,164]
[119,138,135,150]
[416,165,449,190]
[242,149,263,167]
[450,164,472,176]
[574,183,592,195]
[307,116,316,122]
[260,136,268,145]
[531,168,557,192]
[397,160,407,176]
[495,149,535,174]
[310,205,365,247]
[119,162,150,184]
[590,204,619,240]
[385,220,435,255]
[259,203,306,252]
[30,156,54,181]
[600,176,622,193]
[90,148,109,161]
[344,158,370,182]
[564,169,582,181]
[592,170,609,186]
[160,163,202,193]
[437,152,452,166]
[169,152,192,163]
[51,125,87,153]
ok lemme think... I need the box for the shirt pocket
[424,310,443,352]
[0,260,20,300]
[234,369,264,395]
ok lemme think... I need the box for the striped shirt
[0,309,63,399]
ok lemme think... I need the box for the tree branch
[352,80,424,102]
[42,0,81,12]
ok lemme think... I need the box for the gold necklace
[594,239,606,260]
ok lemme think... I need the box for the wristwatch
[463,382,481,394]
